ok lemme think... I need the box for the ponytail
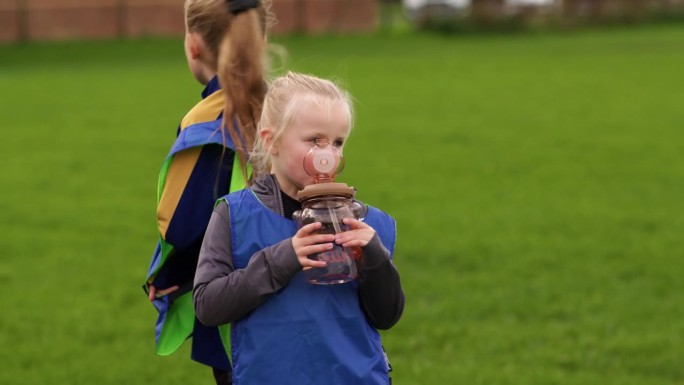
[218,4,267,184]
[185,0,272,185]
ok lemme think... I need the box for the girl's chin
[298,177,315,188]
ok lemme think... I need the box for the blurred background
[1,1,683,384]
[2,0,684,41]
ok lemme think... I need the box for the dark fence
[414,0,684,29]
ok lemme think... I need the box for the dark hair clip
[227,0,260,15]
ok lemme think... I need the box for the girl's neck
[198,70,217,86]
[272,174,299,200]
[280,189,301,219]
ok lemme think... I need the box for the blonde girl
[194,72,405,385]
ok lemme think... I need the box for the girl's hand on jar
[292,222,333,269]
[335,218,376,248]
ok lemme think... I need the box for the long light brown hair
[184,0,274,183]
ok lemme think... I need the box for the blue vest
[225,188,397,385]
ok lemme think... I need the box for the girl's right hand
[291,222,333,269]
[148,284,180,301]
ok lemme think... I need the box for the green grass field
[1,24,683,384]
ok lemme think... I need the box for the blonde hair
[184,0,274,181]
[252,72,353,175]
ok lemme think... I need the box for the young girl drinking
[143,1,273,384]
[193,72,405,384]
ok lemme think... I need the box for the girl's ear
[259,127,278,155]
[187,33,203,60]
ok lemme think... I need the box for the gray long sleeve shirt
[193,174,404,330]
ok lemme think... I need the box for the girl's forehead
[291,96,349,121]
[292,104,350,130]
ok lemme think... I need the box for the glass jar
[293,191,365,285]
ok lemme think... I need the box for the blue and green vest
[144,76,247,370]
[223,188,396,385]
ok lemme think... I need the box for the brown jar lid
[296,182,355,201]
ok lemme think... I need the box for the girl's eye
[333,140,344,148]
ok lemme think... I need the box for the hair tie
[227,0,259,15]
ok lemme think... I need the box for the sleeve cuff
[360,233,391,270]
[266,238,302,284]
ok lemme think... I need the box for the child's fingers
[337,239,367,248]
[157,285,180,297]
[298,242,334,258]
[335,229,374,245]
[295,222,323,238]
[148,284,180,300]
[303,233,335,246]
[301,259,327,269]
[292,233,334,258]
[342,217,372,230]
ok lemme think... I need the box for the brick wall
[0,0,379,43]
[0,0,21,42]
[273,0,379,34]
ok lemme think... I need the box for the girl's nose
[314,138,329,147]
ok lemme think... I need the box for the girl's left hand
[334,218,376,248]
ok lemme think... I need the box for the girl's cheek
[287,161,306,180]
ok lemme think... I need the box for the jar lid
[296,182,355,201]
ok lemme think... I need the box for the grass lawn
[1,23,683,384]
